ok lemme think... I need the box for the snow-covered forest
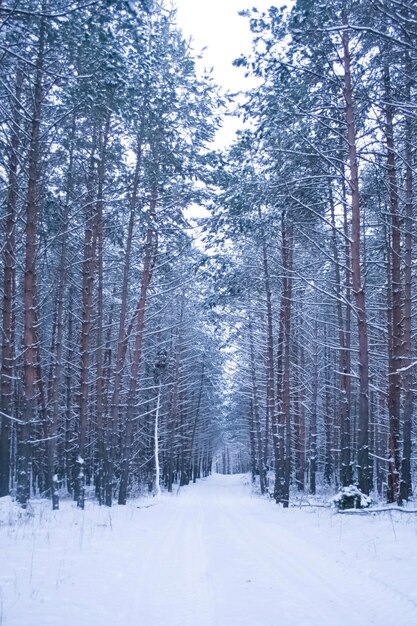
[1,0,417,624]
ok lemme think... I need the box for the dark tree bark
[118,186,157,505]
[65,288,75,493]
[46,113,76,510]
[93,113,111,506]
[282,219,294,507]
[247,401,257,483]
[258,208,276,494]
[107,135,143,506]
[187,359,205,486]
[342,18,371,494]
[76,138,98,509]
[324,340,333,485]
[383,66,402,504]
[275,214,293,507]
[18,18,45,507]
[248,303,266,494]
[166,295,185,493]
[309,314,318,496]
[294,328,306,491]
[330,185,352,486]
[0,66,22,497]
[400,50,414,502]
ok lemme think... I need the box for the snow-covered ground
[1,474,417,625]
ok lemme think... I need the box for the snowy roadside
[268,495,417,616]
[0,491,162,626]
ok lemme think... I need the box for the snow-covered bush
[330,485,372,511]
[0,496,33,525]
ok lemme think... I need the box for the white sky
[174,0,274,146]
[174,0,272,91]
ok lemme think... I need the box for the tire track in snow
[208,481,351,626]
[207,478,417,626]
[134,494,214,626]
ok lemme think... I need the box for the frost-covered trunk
[400,52,414,502]
[154,381,162,497]
[324,341,333,485]
[275,215,293,507]
[118,186,157,505]
[0,67,22,497]
[77,141,98,510]
[94,114,111,507]
[107,135,143,506]
[18,20,45,507]
[187,360,204,486]
[282,219,293,507]
[330,183,352,486]
[383,65,402,504]
[294,333,306,491]
[248,304,266,494]
[309,314,318,496]
[258,209,277,496]
[46,114,76,510]
[342,19,371,494]
[64,289,75,492]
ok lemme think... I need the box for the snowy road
[1,474,417,625]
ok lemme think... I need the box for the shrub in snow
[0,496,33,525]
[331,485,372,510]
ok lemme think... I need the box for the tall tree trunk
[187,359,205,485]
[400,50,414,502]
[166,296,185,493]
[46,114,76,510]
[0,66,22,497]
[94,113,111,506]
[247,401,257,483]
[18,19,45,507]
[330,185,352,486]
[257,212,278,499]
[274,301,285,501]
[309,313,318,495]
[248,303,266,494]
[342,18,371,494]
[275,214,293,506]
[383,66,402,504]
[118,186,157,505]
[106,135,143,506]
[282,218,293,507]
[294,324,305,491]
[76,138,98,509]
[65,288,75,493]
[153,380,163,496]
[324,339,333,485]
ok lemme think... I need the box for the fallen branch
[291,502,329,509]
[136,503,157,510]
[338,506,417,515]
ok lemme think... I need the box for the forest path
[1,473,417,625]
